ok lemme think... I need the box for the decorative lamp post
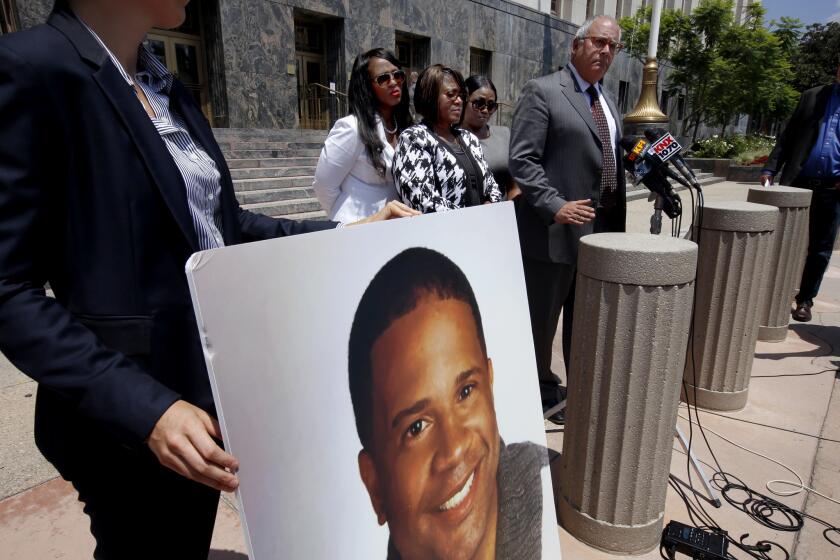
[624,0,669,130]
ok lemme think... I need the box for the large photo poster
[186,203,560,559]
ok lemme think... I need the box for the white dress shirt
[313,115,397,223]
[568,63,619,152]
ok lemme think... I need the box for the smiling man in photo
[348,247,547,560]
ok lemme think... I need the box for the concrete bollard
[683,201,778,411]
[746,186,812,342]
[558,233,697,555]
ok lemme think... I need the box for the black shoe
[792,301,813,322]
[545,407,566,425]
[542,385,567,426]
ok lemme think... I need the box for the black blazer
[766,83,835,185]
[0,7,335,449]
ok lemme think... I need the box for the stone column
[683,201,777,411]
[746,187,812,341]
[558,233,697,555]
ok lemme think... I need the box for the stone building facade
[12,0,658,131]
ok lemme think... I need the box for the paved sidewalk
[1,181,838,559]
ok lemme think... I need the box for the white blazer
[312,115,397,223]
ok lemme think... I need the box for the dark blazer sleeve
[237,209,337,241]
[764,90,809,176]
[0,43,180,446]
[509,79,566,224]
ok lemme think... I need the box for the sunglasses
[470,98,498,113]
[372,69,406,87]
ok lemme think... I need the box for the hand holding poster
[186,203,561,559]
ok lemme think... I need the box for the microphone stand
[650,194,664,235]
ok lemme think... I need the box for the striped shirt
[79,17,226,250]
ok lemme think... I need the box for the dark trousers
[34,389,220,560]
[523,207,622,393]
[795,185,840,304]
[523,257,575,388]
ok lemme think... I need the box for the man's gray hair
[574,14,621,42]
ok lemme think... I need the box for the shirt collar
[568,63,599,96]
[75,11,173,94]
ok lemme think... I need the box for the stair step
[226,158,260,169]
[225,149,322,159]
[284,210,330,221]
[241,198,323,217]
[230,166,316,180]
[212,128,327,143]
[223,141,325,151]
[625,175,726,201]
[227,157,319,169]
[233,176,313,191]
[235,187,315,205]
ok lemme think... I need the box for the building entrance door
[144,31,213,125]
[295,52,328,129]
[295,18,332,129]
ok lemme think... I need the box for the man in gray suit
[509,15,626,423]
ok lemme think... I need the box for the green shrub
[689,134,775,163]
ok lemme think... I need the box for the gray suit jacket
[510,65,626,264]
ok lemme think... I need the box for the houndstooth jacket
[393,124,503,213]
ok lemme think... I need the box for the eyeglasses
[585,36,624,53]
[442,88,466,101]
[470,98,498,113]
[372,69,406,87]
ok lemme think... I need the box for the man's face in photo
[359,295,501,560]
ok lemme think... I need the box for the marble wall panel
[550,27,573,69]
[469,3,497,52]
[491,52,513,102]
[435,0,471,43]
[392,0,436,36]
[512,16,545,63]
[220,0,294,76]
[226,70,299,128]
[494,7,515,55]
[344,20,394,66]
[346,0,389,25]
[431,38,469,75]
[510,56,542,102]
[284,0,347,18]
[17,0,51,29]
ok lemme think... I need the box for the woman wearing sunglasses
[462,75,521,201]
[393,64,502,212]
[313,48,414,222]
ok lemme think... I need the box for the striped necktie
[586,85,617,209]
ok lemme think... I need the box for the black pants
[794,185,840,304]
[34,389,220,560]
[523,207,623,391]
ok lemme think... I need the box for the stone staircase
[213,128,329,221]
[213,128,726,219]
[625,168,726,202]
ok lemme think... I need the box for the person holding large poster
[348,247,546,559]
[0,1,415,557]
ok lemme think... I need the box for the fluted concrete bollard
[746,187,812,342]
[683,201,778,411]
[558,233,697,554]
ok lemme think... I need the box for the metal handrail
[306,82,348,98]
[298,82,348,130]
[494,101,515,126]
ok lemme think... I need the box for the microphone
[620,136,682,218]
[643,128,702,191]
